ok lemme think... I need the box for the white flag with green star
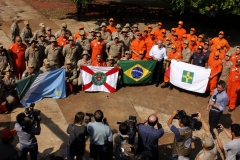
[170,60,211,93]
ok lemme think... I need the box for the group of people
[2,107,239,160]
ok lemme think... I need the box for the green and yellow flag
[118,60,157,84]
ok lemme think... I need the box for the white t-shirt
[224,138,240,160]
[149,45,167,61]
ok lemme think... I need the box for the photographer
[194,112,217,160]
[14,112,41,160]
[66,112,88,160]
[136,114,164,160]
[113,122,135,160]
[206,80,228,138]
[87,110,112,160]
[213,124,240,160]
[167,110,192,160]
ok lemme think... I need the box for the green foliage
[165,0,240,15]
[70,0,94,6]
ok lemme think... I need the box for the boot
[161,82,169,88]
[72,85,77,95]
[169,83,174,90]
[6,104,13,113]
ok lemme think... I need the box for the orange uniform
[141,35,149,41]
[131,39,146,60]
[230,53,240,66]
[175,28,186,40]
[91,60,107,66]
[154,28,163,40]
[196,41,204,47]
[145,38,157,60]
[171,40,182,52]
[168,34,174,42]
[161,36,167,43]
[208,58,222,95]
[189,44,198,53]
[164,51,182,82]
[209,37,230,53]
[8,43,27,77]
[186,34,197,42]
[106,25,116,34]
[209,50,226,61]
[90,39,105,61]
[227,66,240,110]
[57,36,68,47]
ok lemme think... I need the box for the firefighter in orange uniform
[209,46,225,61]
[208,52,223,95]
[145,31,157,60]
[154,22,163,40]
[106,18,116,34]
[186,28,197,42]
[147,25,153,38]
[74,26,87,41]
[196,34,204,47]
[171,33,182,52]
[230,47,240,66]
[175,21,186,40]
[90,32,105,61]
[209,31,230,54]
[189,38,198,53]
[227,59,240,112]
[8,36,27,78]
[142,29,148,41]
[91,54,106,66]
[131,32,146,60]
[181,34,187,48]
[161,45,182,90]
[57,30,69,47]
[160,29,167,43]
[168,28,176,42]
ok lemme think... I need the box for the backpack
[69,125,85,156]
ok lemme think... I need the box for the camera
[212,95,217,102]
[85,112,94,123]
[21,103,41,132]
[173,110,202,131]
[116,115,137,145]
[216,124,221,129]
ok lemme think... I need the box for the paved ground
[0,0,240,159]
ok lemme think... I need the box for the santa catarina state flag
[81,66,120,93]
[118,60,157,84]
[170,60,211,93]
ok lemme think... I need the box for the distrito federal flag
[81,66,120,93]
[170,60,211,93]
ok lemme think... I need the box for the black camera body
[116,116,137,145]
[21,103,41,132]
[173,110,202,131]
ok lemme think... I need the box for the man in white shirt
[149,40,167,87]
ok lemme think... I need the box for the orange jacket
[209,37,230,53]
[168,34,174,42]
[154,28,162,39]
[106,25,116,34]
[57,36,68,47]
[171,40,182,52]
[8,43,27,67]
[145,38,157,59]
[168,51,182,60]
[189,44,198,53]
[230,53,240,66]
[90,39,105,61]
[131,39,146,60]
[175,28,186,40]
[208,58,222,76]
[196,41,204,47]
[161,36,167,43]
[91,60,107,66]
[186,34,197,42]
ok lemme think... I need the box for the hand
[218,124,224,130]
[196,112,201,120]
[209,76,213,79]
[205,66,208,69]
[172,110,178,116]
[210,101,214,106]
[206,106,210,112]
[102,117,107,124]
[213,128,219,136]
[37,116,42,121]
[176,59,180,62]
[66,79,69,83]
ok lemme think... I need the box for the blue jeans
[66,147,83,160]
[20,143,38,160]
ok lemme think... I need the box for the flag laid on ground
[118,60,157,84]
[81,66,120,93]
[170,60,211,93]
[16,68,66,106]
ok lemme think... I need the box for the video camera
[116,116,137,145]
[21,103,41,132]
[173,110,202,131]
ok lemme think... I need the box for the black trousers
[155,59,164,85]
[90,144,107,160]
[209,110,222,136]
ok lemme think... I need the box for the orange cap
[198,34,204,38]
[219,31,224,35]
[215,51,220,56]
[143,28,148,32]
[78,26,84,30]
[171,28,176,32]
[178,21,184,25]
[158,22,162,25]
[182,34,187,38]
[191,37,195,42]
[190,28,195,32]
[148,25,152,29]
[150,31,155,35]
[171,45,176,49]
[109,18,114,22]
[136,32,142,36]
[161,29,166,33]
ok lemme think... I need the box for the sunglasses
[17,40,22,42]
[109,21,113,22]
[96,36,101,37]
[137,35,141,36]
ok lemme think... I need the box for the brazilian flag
[118,60,157,84]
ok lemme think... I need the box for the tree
[70,0,94,13]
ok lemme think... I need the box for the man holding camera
[14,112,41,160]
[87,110,112,160]
[195,112,217,160]
[167,110,192,160]
[206,80,228,138]
[136,114,164,160]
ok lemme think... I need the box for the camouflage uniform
[25,47,41,71]
[44,45,62,69]
[62,44,79,67]
[21,27,33,45]
[10,23,19,42]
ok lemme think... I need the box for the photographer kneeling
[167,110,192,160]
[66,112,88,160]
[14,112,41,160]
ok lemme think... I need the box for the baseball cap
[121,28,128,33]
[125,51,130,54]
[100,22,107,27]
[43,59,50,65]
[38,33,46,38]
[182,34,187,38]
[150,31,154,35]
[78,26,84,30]
[50,37,56,42]
[190,28,195,32]
[65,59,71,65]
[173,33,178,37]
[198,45,203,50]
[201,133,214,149]
[136,32,142,36]
[62,23,67,27]
[116,24,121,29]
[204,41,209,45]
[183,40,189,45]
[1,129,16,143]
[24,21,29,25]
[124,23,130,28]
[178,21,184,25]
[191,37,196,42]
[13,17,20,21]
[198,34,204,38]
[107,55,115,60]
[46,27,51,31]
[148,25,153,29]
[219,31,224,35]
[171,28,176,32]
[158,22,162,25]
[143,28,148,32]
[82,50,89,56]
[114,34,119,39]
[39,23,45,27]
[28,63,35,68]
[80,30,86,36]
[226,52,231,57]
[166,37,171,41]
[28,39,38,44]
[171,45,176,49]
[89,28,95,33]
[109,18,114,22]
[68,36,74,41]
[132,24,138,28]
[161,29,166,33]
